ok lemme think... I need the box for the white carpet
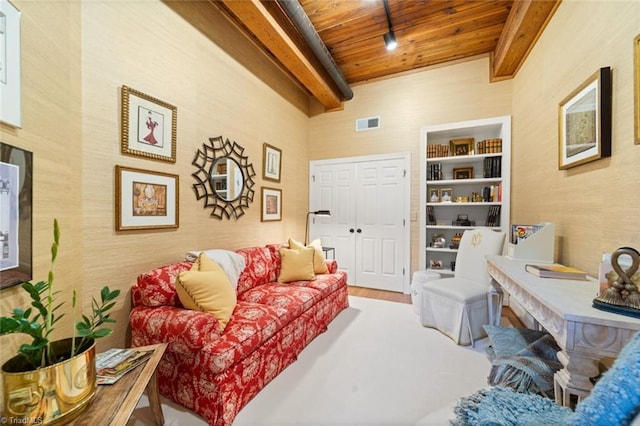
[129,296,492,425]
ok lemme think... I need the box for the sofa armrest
[326,259,338,273]
[130,306,222,353]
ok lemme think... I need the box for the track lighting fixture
[382,0,397,51]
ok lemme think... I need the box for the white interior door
[309,153,410,293]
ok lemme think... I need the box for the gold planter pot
[1,338,97,425]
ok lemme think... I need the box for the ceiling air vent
[355,116,380,132]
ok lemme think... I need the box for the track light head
[384,30,397,51]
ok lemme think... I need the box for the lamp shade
[305,210,331,245]
[312,210,331,217]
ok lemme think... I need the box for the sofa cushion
[289,238,329,274]
[175,254,237,331]
[236,246,279,295]
[136,261,192,307]
[278,246,316,283]
[240,283,322,319]
[289,272,347,298]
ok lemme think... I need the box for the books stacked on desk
[525,264,588,281]
[96,348,153,385]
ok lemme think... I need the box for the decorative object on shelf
[0,219,121,425]
[456,196,469,203]
[116,165,179,230]
[0,143,32,289]
[450,233,463,249]
[450,138,474,156]
[635,34,640,144]
[439,187,453,202]
[120,86,177,163]
[593,247,640,318]
[429,259,443,269]
[261,187,282,222]
[430,234,446,248]
[262,143,282,182]
[453,166,474,179]
[453,214,473,226]
[558,67,612,169]
[427,206,436,225]
[192,136,256,220]
[472,192,483,202]
[0,0,21,127]
[305,210,331,245]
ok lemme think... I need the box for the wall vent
[355,116,380,132]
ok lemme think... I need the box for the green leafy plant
[0,219,120,370]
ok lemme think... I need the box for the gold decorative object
[594,247,640,317]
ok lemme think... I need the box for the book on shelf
[485,205,501,227]
[96,348,154,385]
[427,206,436,225]
[525,264,588,280]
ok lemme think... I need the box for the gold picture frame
[635,33,640,144]
[439,187,453,203]
[261,187,282,222]
[450,138,474,156]
[558,67,612,169]
[453,167,474,179]
[115,165,179,231]
[121,86,177,163]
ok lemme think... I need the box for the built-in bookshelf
[419,116,511,276]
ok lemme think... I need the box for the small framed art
[428,188,440,203]
[0,0,21,127]
[453,167,474,179]
[558,67,612,169]
[121,86,177,163]
[115,165,179,231]
[262,143,282,182]
[439,188,453,203]
[450,138,474,156]
[261,187,282,221]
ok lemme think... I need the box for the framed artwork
[261,187,282,221]
[0,0,21,127]
[439,187,453,203]
[429,259,443,269]
[262,143,281,182]
[635,34,640,144]
[115,165,179,231]
[121,85,177,163]
[558,67,612,170]
[453,167,474,179]
[0,142,32,289]
[428,188,440,203]
[450,138,474,156]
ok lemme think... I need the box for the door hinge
[403,169,407,177]
[403,268,405,276]
[312,175,316,182]
[403,219,405,226]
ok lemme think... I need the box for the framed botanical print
[115,165,179,230]
[121,86,177,163]
[262,143,281,182]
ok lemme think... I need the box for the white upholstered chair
[421,228,505,346]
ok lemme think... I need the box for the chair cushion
[422,277,488,303]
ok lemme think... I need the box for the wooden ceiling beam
[219,0,343,111]
[491,0,561,81]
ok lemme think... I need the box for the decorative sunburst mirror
[192,136,255,220]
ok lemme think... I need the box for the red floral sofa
[129,244,349,426]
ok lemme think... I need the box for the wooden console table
[487,256,640,407]
[69,343,167,426]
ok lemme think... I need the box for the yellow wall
[511,0,640,274]
[1,1,311,359]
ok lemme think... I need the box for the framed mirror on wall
[192,136,255,220]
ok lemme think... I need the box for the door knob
[349,228,355,233]
[356,228,362,233]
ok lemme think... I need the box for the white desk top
[487,255,640,330]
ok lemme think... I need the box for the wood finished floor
[347,285,525,328]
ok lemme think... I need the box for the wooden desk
[69,343,167,426]
[487,256,640,407]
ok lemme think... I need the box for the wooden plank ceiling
[215,0,560,111]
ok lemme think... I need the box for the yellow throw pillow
[278,246,316,283]
[288,238,329,274]
[176,254,237,330]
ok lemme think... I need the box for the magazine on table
[96,348,154,385]
[525,264,588,281]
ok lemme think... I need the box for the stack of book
[476,138,502,154]
[426,144,450,158]
[96,348,153,385]
[525,264,587,280]
[485,205,501,227]
[482,156,502,178]
[427,163,443,180]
